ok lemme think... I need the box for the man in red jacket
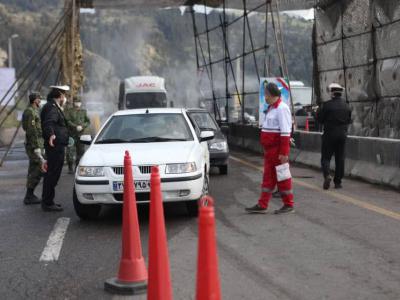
[246,82,295,214]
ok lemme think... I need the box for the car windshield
[189,112,218,131]
[96,113,194,144]
[125,92,167,109]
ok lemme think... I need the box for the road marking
[230,155,400,221]
[40,217,70,262]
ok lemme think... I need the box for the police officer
[21,92,46,205]
[40,85,70,212]
[316,83,352,190]
[245,82,294,214]
[65,97,90,173]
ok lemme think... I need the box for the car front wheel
[186,172,209,217]
[73,188,101,220]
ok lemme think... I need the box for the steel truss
[190,0,293,124]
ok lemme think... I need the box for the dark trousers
[321,133,346,184]
[42,145,65,206]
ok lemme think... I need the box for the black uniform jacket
[316,96,352,136]
[41,99,69,147]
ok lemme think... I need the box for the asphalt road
[1,146,400,300]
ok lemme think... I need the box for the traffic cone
[305,117,309,131]
[104,151,148,295]
[196,196,221,300]
[147,166,173,300]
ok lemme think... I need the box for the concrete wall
[227,124,400,190]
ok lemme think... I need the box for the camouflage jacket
[22,106,44,149]
[64,108,91,137]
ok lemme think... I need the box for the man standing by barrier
[40,85,70,212]
[317,83,352,190]
[65,97,90,173]
[246,82,294,214]
[21,92,47,205]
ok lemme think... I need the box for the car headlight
[210,141,228,151]
[78,166,105,177]
[165,162,197,174]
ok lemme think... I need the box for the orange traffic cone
[196,196,221,300]
[147,166,173,300]
[105,151,148,295]
[305,117,309,131]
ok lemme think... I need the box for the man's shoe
[274,205,295,214]
[23,195,41,205]
[23,189,41,205]
[334,183,342,189]
[323,176,331,190]
[245,204,267,214]
[42,204,63,212]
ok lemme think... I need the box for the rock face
[315,0,400,138]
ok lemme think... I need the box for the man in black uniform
[317,83,352,190]
[40,85,70,212]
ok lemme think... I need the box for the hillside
[0,1,313,112]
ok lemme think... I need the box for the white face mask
[60,95,67,107]
[74,102,82,108]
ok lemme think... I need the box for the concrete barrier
[226,124,400,190]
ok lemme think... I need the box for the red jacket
[260,98,292,156]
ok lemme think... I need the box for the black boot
[323,175,332,190]
[68,163,74,174]
[24,188,41,205]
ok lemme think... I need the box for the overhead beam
[81,0,317,11]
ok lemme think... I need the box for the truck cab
[118,76,167,110]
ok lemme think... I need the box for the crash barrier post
[196,196,221,300]
[147,166,173,300]
[104,150,148,295]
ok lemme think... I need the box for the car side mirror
[80,134,92,145]
[200,130,214,142]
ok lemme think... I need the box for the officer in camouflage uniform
[65,97,90,173]
[22,92,47,205]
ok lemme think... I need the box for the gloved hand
[76,125,83,132]
[34,148,46,163]
[34,148,41,157]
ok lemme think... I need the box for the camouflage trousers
[66,137,85,168]
[25,144,43,189]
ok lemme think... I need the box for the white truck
[118,76,168,110]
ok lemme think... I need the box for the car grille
[138,165,153,174]
[113,193,150,202]
[112,166,124,175]
[112,166,154,175]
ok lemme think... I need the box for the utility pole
[8,34,19,68]
[70,0,76,100]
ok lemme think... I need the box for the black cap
[29,92,41,103]
[264,82,281,97]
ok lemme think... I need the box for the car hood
[80,141,200,166]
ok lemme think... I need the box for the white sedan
[74,108,214,219]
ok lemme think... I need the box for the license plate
[112,180,150,192]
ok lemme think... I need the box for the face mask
[74,102,82,108]
[60,95,66,107]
